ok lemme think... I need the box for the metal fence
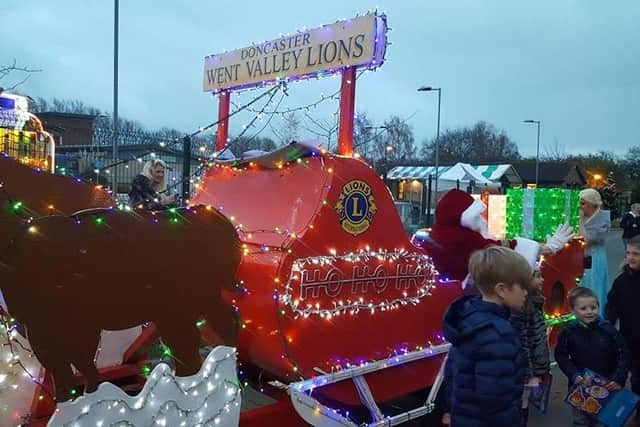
[56,145,207,201]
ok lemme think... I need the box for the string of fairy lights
[0,311,49,390]
[232,88,340,116]
[281,251,438,319]
[47,349,241,427]
[227,69,368,117]
[94,82,284,176]
[165,82,286,195]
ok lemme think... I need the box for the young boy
[442,246,530,427]
[605,234,640,425]
[510,268,550,426]
[555,287,629,427]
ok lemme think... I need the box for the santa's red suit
[411,189,572,283]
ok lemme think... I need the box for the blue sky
[2,0,639,157]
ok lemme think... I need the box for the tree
[228,135,277,155]
[619,146,640,203]
[271,112,301,146]
[0,60,41,91]
[598,172,620,218]
[420,121,520,164]
[568,151,625,189]
[353,112,375,161]
[378,115,416,163]
[301,111,338,151]
[620,146,640,184]
[542,138,567,161]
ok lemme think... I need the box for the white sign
[203,14,387,92]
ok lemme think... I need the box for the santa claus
[412,189,574,285]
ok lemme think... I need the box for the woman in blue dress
[579,188,611,307]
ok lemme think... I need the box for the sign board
[203,13,387,92]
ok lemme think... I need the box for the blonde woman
[579,188,611,307]
[128,159,176,210]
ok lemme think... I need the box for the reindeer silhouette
[0,158,241,401]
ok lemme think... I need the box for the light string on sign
[168,82,285,195]
[280,250,439,319]
[95,83,283,175]
[232,89,340,116]
[229,69,368,118]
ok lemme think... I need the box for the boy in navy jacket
[442,246,530,427]
[555,287,629,426]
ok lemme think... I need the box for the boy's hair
[568,287,598,308]
[468,246,532,295]
[627,235,640,249]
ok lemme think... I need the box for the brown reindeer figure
[0,158,241,402]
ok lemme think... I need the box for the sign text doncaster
[203,14,384,92]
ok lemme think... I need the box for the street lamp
[113,0,120,194]
[385,144,393,165]
[417,86,441,196]
[524,120,541,187]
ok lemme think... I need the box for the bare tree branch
[542,138,567,161]
[0,59,42,91]
[302,111,338,150]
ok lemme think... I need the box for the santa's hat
[436,189,486,227]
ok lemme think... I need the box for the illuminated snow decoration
[0,316,43,427]
[48,346,240,427]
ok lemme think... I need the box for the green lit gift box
[505,189,580,242]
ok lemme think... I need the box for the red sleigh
[0,146,460,426]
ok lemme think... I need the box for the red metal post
[216,91,231,151]
[337,66,356,157]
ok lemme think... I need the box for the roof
[37,112,103,121]
[471,164,522,184]
[513,162,585,184]
[55,143,203,161]
[386,165,453,180]
[387,163,492,185]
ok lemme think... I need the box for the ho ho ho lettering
[297,262,427,300]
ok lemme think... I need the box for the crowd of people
[440,189,640,427]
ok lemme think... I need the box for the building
[37,112,102,146]
[470,164,523,189]
[39,112,207,197]
[512,162,586,188]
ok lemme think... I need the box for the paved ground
[529,230,628,427]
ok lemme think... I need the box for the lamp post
[113,0,119,194]
[417,86,441,195]
[524,120,541,187]
[384,144,393,165]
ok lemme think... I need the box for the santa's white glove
[544,223,574,253]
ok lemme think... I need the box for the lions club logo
[335,180,377,236]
